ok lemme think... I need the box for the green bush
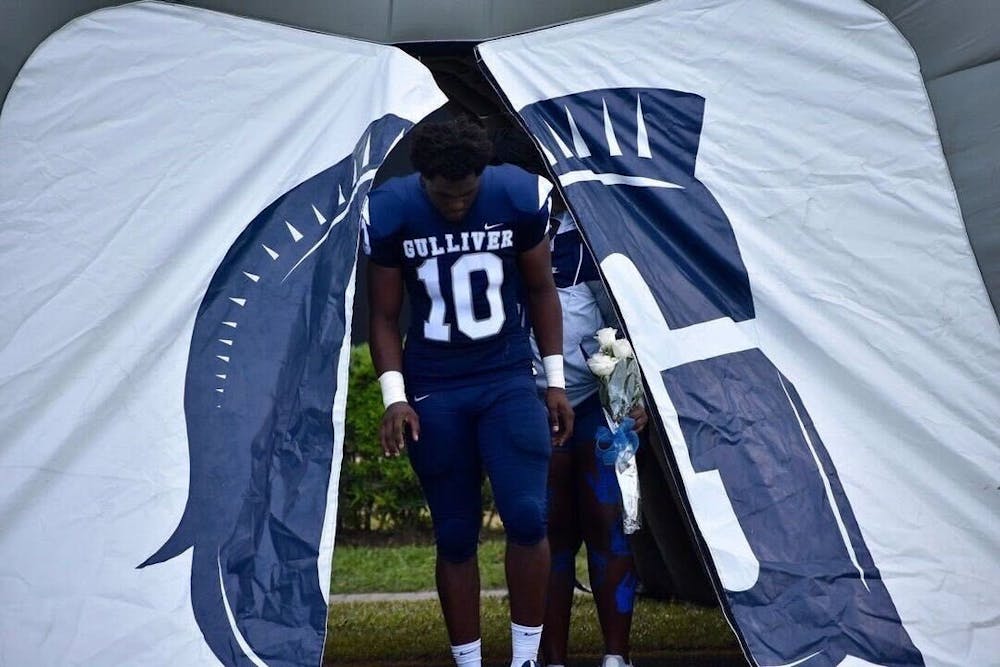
[339,344,429,533]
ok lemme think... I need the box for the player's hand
[546,387,574,447]
[380,401,419,457]
[628,404,648,433]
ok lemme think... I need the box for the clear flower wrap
[588,328,644,534]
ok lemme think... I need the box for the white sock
[510,622,543,666]
[451,638,482,666]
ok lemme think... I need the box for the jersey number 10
[417,252,505,341]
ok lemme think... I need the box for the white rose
[586,352,618,377]
[595,327,617,350]
[610,337,634,359]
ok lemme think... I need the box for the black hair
[410,116,493,180]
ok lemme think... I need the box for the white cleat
[600,656,632,667]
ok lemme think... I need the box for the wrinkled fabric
[479,1,1000,665]
[0,3,444,665]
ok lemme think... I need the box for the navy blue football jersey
[531,211,605,405]
[364,164,553,392]
[549,210,599,288]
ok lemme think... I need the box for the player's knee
[434,514,480,563]
[502,496,547,546]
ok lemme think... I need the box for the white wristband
[378,370,407,408]
[542,354,565,389]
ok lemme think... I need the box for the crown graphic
[522,87,705,188]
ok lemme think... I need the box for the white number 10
[416,252,505,341]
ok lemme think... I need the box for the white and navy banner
[480,1,1000,665]
[0,2,444,665]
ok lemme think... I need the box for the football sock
[451,638,482,666]
[510,622,543,666]
[601,655,630,667]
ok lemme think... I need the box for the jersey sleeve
[362,186,403,267]
[508,167,553,252]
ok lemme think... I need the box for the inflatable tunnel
[1,2,998,666]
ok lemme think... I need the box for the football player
[533,202,647,667]
[365,116,573,667]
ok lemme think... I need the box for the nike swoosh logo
[484,222,505,230]
[414,394,430,402]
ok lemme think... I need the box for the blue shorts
[408,373,551,562]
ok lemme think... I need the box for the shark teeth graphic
[139,113,414,667]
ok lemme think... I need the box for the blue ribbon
[595,416,640,466]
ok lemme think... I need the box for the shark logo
[139,114,411,666]
[519,89,924,666]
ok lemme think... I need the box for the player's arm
[367,258,419,457]
[518,238,574,445]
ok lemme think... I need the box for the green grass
[331,538,589,594]
[331,542,443,594]
[325,596,738,664]
[326,537,740,665]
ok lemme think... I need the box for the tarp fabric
[478,2,1000,666]
[3,0,999,665]
[0,2,445,665]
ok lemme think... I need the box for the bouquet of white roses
[587,327,644,423]
[586,327,644,534]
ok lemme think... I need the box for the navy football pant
[408,374,552,563]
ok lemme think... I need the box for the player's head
[411,116,492,222]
